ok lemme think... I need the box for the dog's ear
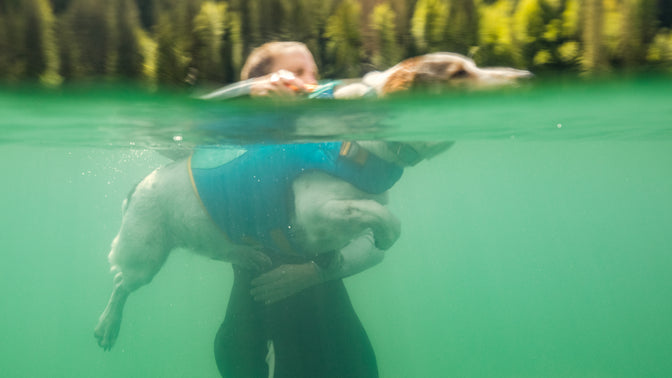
[381,57,422,95]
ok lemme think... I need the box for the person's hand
[250,262,324,304]
[249,70,310,98]
[228,247,273,272]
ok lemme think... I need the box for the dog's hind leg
[94,230,172,350]
[95,173,174,351]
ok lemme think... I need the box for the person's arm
[199,70,310,100]
[250,231,384,304]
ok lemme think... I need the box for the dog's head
[363,52,532,96]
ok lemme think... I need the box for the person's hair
[240,41,311,80]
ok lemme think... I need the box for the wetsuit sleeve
[319,231,384,281]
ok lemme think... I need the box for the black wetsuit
[214,252,379,378]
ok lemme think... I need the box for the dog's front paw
[94,312,121,351]
[374,218,401,250]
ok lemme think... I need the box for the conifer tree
[193,1,229,82]
[0,3,25,80]
[513,0,548,66]
[370,1,401,69]
[60,0,113,77]
[411,0,449,53]
[476,0,519,66]
[110,0,144,78]
[324,0,363,77]
[445,0,479,55]
[155,12,190,84]
[219,10,243,82]
[582,0,606,72]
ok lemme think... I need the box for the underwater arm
[250,231,384,304]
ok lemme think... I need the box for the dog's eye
[452,69,469,79]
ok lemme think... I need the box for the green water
[1,78,672,377]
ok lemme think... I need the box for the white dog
[95,52,530,351]
[94,140,448,350]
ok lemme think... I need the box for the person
[200,41,341,101]
[211,41,382,378]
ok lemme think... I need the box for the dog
[94,140,449,350]
[95,52,530,351]
[334,52,532,98]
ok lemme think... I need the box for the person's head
[240,42,318,84]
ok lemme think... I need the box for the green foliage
[647,29,672,65]
[475,0,518,66]
[1,0,671,85]
[58,0,113,78]
[0,0,61,83]
[324,0,363,77]
[369,1,402,69]
[561,0,581,39]
[445,0,479,54]
[583,0,607,72]
[190,1,243,83]
[109,0,145,79]
[514,0,546,46]
[411,0,449,53]
[193,1,228,81]
[220,10,244,82]
[154,11,191,84]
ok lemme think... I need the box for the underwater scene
[1,76,672,377]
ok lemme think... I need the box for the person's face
[271,48,318,85]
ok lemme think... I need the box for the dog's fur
[95,52,531,351]
[334,52,532,98]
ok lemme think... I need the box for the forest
[1,0,671,86]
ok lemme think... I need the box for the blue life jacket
[189,142,403,255]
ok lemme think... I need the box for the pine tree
[411,0,449,53]
[110,0,144,78]
[324,0,363,77]
[193,1,227,82]
[582,0,606,72]
[369,1,401,69]
[513,0,548,66]
[445,0,479,55]
[60,0,113,77]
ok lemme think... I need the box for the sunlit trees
[324,0,363,77]
[445,0,479,55]
[0,0,60,83]
[513,0,547,66]
[191,1,243,83]
[411,0,449,53]
[1,0,671,84]
[58,0,113,78]
[109,0,145,79]
[193,1,228,82]
[369,1,401,69]
[476,0,518,66]
[647,29,672,66]
[583,0,607,72]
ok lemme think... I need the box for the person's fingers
[250,264,317,303]
[271,80,297,96]
[250,276,294,302]
[251,282,293,303]
[247,250,273,271]
[272,70,308,93]
[251,266,289,286]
